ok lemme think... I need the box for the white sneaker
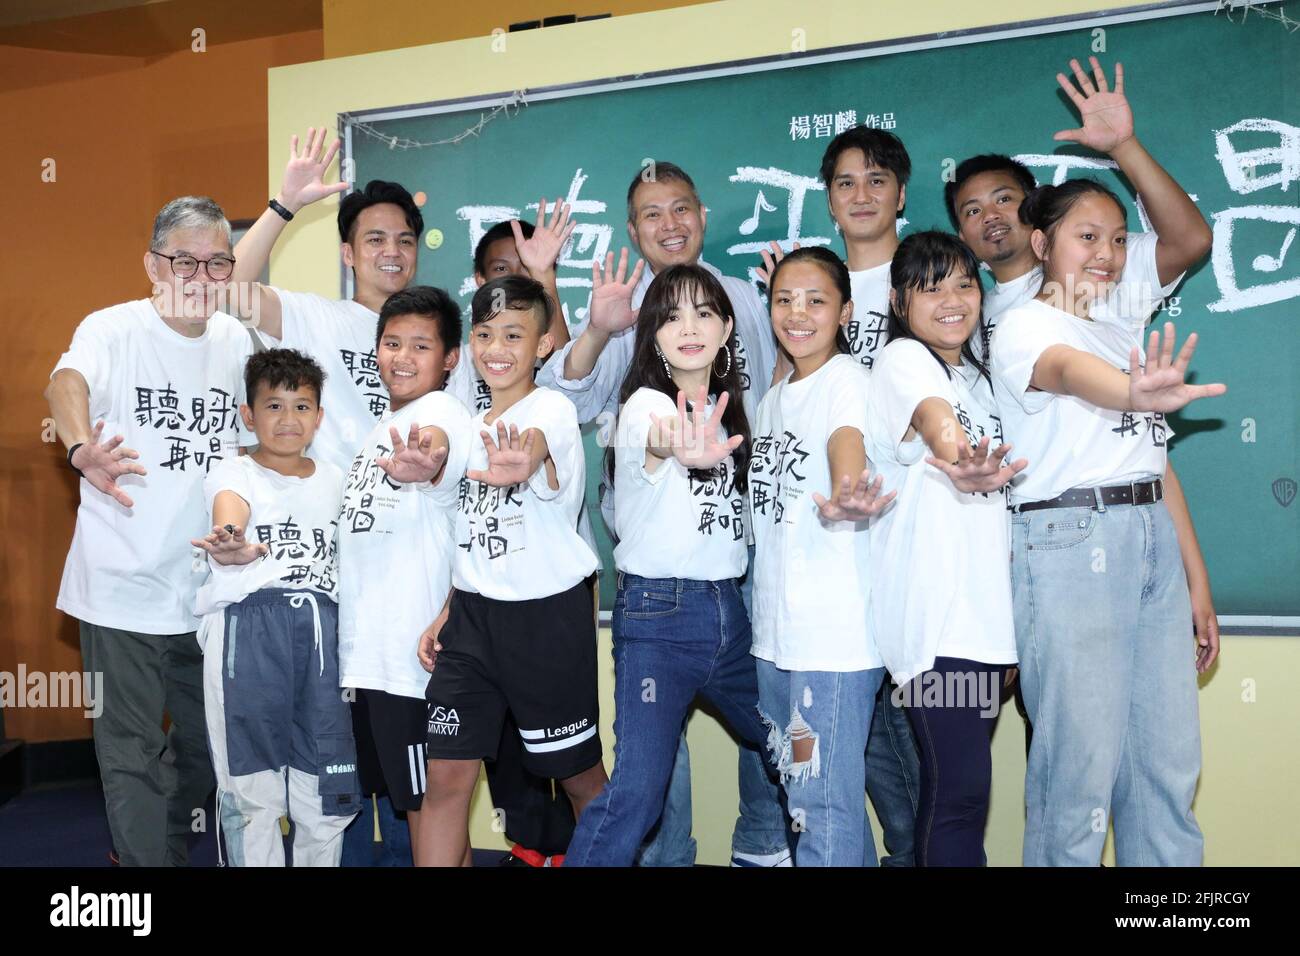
[730,848,793,867]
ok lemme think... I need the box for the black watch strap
[269,198,294,222]
[68,442,85,478]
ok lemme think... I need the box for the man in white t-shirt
[947,57,1220,675]
[45,196,253,866]
[535,160,788,868]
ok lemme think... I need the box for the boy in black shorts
[417,275,606,867]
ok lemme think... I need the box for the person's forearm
[562,324,613,381]
[232,205,291,286]
[45,369,93,450]
[826,427,867,485]
[1162,463,1209,589]
[1034,346,1133,412]
[531,269,570,353]
[1109,138,1211,278]
[914,397,962,464]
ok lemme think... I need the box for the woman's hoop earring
[714,344,733,378]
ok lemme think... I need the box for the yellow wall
[267,0,1300,865]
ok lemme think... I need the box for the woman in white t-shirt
[990,179,1226,867]
[867,232,1027,866]
[565,264,773,867]
[749,247,895,867]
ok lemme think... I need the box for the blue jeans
[340,794,412,867]
[1011,497,1202,866]
[867,680,920,866]
[756,657,885,866]
[567,575,775,867]
[638,544,789,865]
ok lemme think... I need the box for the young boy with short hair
[193,348,360,866]
[417,275,607,867]
[336,285,474,863]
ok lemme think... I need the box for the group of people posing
[48,58,1223,868]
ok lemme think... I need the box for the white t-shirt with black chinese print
[276,290,386,472]
[991,298,1171,506]
[847,261,892,371]
[338,390,474,700]
[453,387,598,601]
[196,455,344,613]
[613,387,747,581]
[864,338,1017,683]
[748,354,882,673]
[51,299,252,634]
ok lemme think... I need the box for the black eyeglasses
[151,251,236,281]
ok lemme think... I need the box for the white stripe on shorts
[518,724,598,754]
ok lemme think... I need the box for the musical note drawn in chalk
[1252,227,1297,273]
[738,190,778,235]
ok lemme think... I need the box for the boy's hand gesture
[1053,57,1134,154]
[277,127,349,214]
[72,420,148,508]
[190,524,269,566]
[465,421,536,487]
[1128,323,1226,413]
[812,470,895,523]
[514,197,576,277]
[927,437,1028,494]
[589,248,644,335]
[376,423,448,485]
[650,387,743,470]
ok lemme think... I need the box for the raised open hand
[1053,57,1134,154]
[376,422,449,485]
[190,523,269,566]
[464,420,537,487]
[589,248,645,334]
[650,387,743,470]
[71,420,147,508]
[1128,323,1226,414]
[278,126,349,212]
[755,240,801,286]
[514,197,577,276]
[926,437,1028,494]
[812,469,895,522]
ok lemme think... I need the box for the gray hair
[150,196,231,250]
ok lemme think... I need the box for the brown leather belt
[1011,478,1163,514]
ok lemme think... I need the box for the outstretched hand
[812,469,895,522]
[1128,323,1226,414]
[927,437,1028,494]
[376,423,449,485]
[649,387,743,470]
[190,524,269,566]
[71,420,147,508]
[514,197,576,276]
[464,420,537,487]
[278,126,349,213]
[1053,57,1134,154]
[589,248,645,334]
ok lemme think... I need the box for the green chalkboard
[349,3,1300,616]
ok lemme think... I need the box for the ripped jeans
[756,658,885,866]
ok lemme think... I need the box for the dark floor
[0,781,506,867]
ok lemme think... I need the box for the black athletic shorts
[424,579,602,780]
[353,687,429,813]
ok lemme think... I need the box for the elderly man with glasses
[45,196,254,866]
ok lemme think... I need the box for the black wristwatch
[269,197,294,222]
[67,442,85,478]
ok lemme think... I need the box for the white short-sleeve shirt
[453,387,598,600]
[196,455,344,613]
[748,354,881,672]
[991,298,1171,505]
[865,339,1017,682]
[51,300,252,634]
[847,262,892,370]
[337,390,474,699]
[613,387,748,580]
[276,290,386,472]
